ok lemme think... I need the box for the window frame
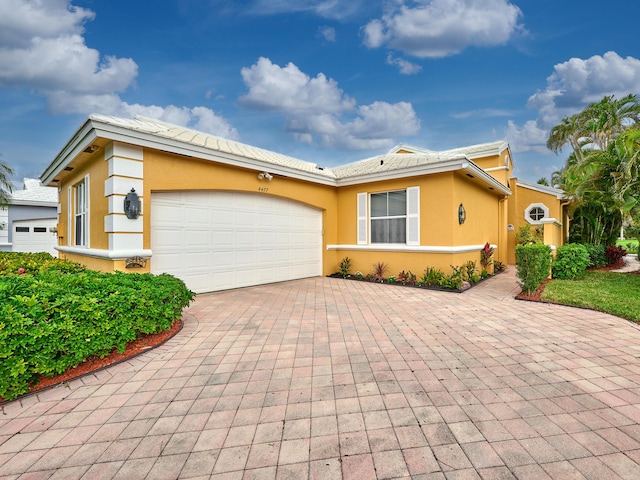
[72,175,90,247]
[524,203,549,225]
[370,190,407,244]
[357,186,420,246]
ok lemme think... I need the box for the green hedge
[582,244,607,268]
[0,253,194,400]
[515,243,552,295]
[552,244,590,280]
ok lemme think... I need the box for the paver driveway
[2,269,640,479]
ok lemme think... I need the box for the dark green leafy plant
[0,254,195,400]
[515,243,552,295]
[516,224,542,245]
[582,243,607,268]
[339,257,352,278]
[420,267,445,286]
[552,243,590,280]
[493,260,506,273]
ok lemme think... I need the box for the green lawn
[617,238,639,254]
[542,270,640,322]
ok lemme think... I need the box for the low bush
[552,244,590,280]
[515,243,552,295]
[605,245,627,266]
[582,244,607,268]
[0,252,87,276]
[0,257,195,400]
[339,257,352,278]
[420,267,445,286]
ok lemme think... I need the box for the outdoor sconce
[458,203,466,225]
[124,188,140,219]
[258,172,273,181]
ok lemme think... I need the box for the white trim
[104,177,143,197]
[107,157,143,179]
[56,245,152,259]
[517,180,566,199]
[484,166,509,172]
[525,203,549,225]
[105,141,144,161]
[109,233,143,251]
[540,217,562,227]
[326,244,497,254]
[406,186,420,246]
[357,192,367,245]
[67,186,72,246]
[104,214,143,233]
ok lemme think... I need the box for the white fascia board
[516,180,566,199]
[88,121,339,187]
[56,245,152,259]
[326,244,497,253]
[463,142,509,160]
[40,119,98,185]
[8,200,58,208]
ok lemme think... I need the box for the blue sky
[2,0,640,187]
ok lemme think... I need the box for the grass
[617,238,639,254]
[542,270,640,322]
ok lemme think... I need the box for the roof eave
[41,117,338,187]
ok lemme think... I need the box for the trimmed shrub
[605,245,627,266]
[552,244,590,280]
[515,243,552,295]
[582,244,607,268]
[0,266,195,400]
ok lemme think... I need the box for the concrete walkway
[2,268,640,479]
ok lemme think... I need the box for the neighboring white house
[0,178,58,256]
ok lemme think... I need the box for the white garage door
[13,218,58,256]
[150,191,322,293]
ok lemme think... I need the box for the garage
[150,191,323,293]
[12,218,58,256]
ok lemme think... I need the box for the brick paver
[2,267,640,478]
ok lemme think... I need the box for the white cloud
[506,51,640,152]
[363,0,523,59]
[528,51,640,126]
[386,55,422,75]
[249,0,364,20]
[505,120,548,153]
[0,0,94,48]
[318,26,336,42]
[240,57,356,114]
[239,57,420,150]
[0,0,238,139]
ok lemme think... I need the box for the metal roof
[41,114,513,194]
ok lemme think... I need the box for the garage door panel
[151,191,322,293]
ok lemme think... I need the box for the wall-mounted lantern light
[124,188,140,219]
[458,203,466,225]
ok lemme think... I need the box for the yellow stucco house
[40,115,568,293]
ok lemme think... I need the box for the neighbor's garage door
[13,218,58,256]
[150,191,322,293]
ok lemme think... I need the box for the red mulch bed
[515,259,628,302]
[1,319,182,403]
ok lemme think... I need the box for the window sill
[326,244,496,254]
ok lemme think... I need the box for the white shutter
[357,192,367,245]
[67,187,72,246]
[406,186,420,246]
[84,174,90,247]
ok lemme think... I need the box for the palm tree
[535,177,549,186]
[0,160,14,208]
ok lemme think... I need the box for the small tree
[515,244,552,295]
[0,160,14,208]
